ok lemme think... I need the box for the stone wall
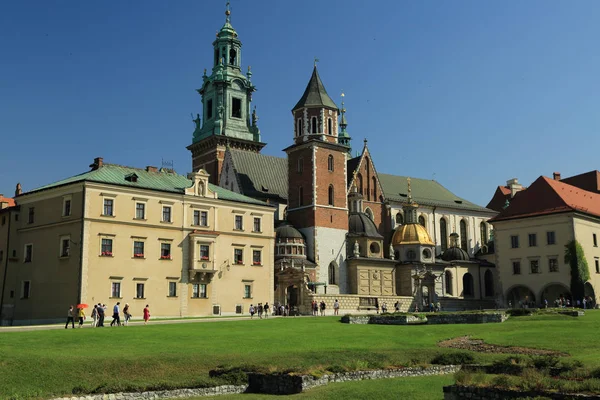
[52,385,247,400]
[443,384,600,400]
[341,312,507,325]
[308,294,415,314]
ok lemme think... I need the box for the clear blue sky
[2,1,600,207]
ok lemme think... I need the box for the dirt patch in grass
[438,336,568,356]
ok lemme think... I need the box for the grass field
[1,311,599,399]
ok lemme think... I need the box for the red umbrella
[76,303,89,309]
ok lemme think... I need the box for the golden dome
[391,224,435,246]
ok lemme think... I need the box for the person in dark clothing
[96,303,105,327]
[65,305,75,329]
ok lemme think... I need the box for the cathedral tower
[285,65,349,293]
[187,3,265,184]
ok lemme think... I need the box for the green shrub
[490,356,526,375]
[326,364,346,374]
[506,308,537,316]
[590,367,600,379]
[559,358,584,372]
[431,352,475,365]
[529,355,560,370]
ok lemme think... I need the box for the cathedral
[188,6,498,313]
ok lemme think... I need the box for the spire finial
[341,91,345,109]
[363,138,368,147]
[407,177,412,203]
[314,57,319,67]
[225,1,231,22]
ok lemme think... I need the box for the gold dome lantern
[391,223,435,246]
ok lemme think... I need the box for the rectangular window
[193,210,200,226]
[510,235,519,249]
[596,259,600,274]
[28,207,34,224]
[162,206,172,223]
[530,259,540,274]
[133,241,145,258]
[200,211,208,226]
[297,158,303,174]
[136,283,145,299]
[103,199,114,216]
[192,283,207,298]
[135,203,146,219]
[200,244,210,260]
[168,282,177,297]
[244,284,252,299]
[101,238,113,256]
[232,97,242,118]
[252,250,262,265]
[235,215,243,230]
[61,239,70,257]
[24,244,32,263]
[111,282,121,298]
[160,243,171,259]
[207,99,213,120]
[594,234,598,247]
[234,248,243,265]
[512,261,521,275]
[548,258,559,272]
[547,231,556,245]
[253,217,261,232]
[21,281,30,299]
[528,233,537,247]
[63,199,71,217]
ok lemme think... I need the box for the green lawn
[1,311,598,399]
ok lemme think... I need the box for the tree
[564,240,590,301]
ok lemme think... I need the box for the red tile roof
[0,195,15,208]
[560,170,600,194]
[490,176,600,222]
[486,186,512,212]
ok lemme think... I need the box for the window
[207,99,213,120]
[24,244,32,263]
[28,207,34,224]
[298,186,304,206]
[162,206,172,223]
[296,119,302,136]
[61,238,70,257]
[372,176,377,200]
[252,250,261,265]
[328,155,334,171]
[111,282,121,298]
[419,215,426,227]
[200,244,209,260]
[229,48,237,65]
[235,215,243,230]
[168,282,177,297]
[63,199,72,217]
[133,241,144,258]
[21,281,30,299]
[328,185,334,206]
[510,235,519,249]
[512,261,521,275]
[596,259,600,274]
[396,213,404,225]
[101,238,113,256]
[136,283,145,299]
[357,173,363,195]
[135,203,145,219]
[311,116,317,133]
[460,220,468,250]
[594,234,598,247]
[548,258,559,272]
[530,259,540,274]
[547,231,555,245]
[234,248,244,264]
[192,283,207,298]
[528,233,537,247]
[193,210,208,226]
[365,207,373,221]
[328,262,336,284]
[244,284,252,299]
[445,270,453,295]
[463,273,474,297]
[160,243,171,260]
[297,158,303,173]
[232,97,242,118]
[480,222,487,243]
[253,217,261,232]
[328,118,332,135]
[103,199,114,216]
[440,218,448,251]
[406,249,416,260]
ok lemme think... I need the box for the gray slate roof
[230,149,288,202]
[292,66,338,111]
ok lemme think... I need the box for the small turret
[338,92,352,153]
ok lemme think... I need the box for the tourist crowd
[65,302,151,328]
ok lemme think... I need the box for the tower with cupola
[284,64,349,294]
[187,2,265,184]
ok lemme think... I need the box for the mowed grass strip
[1,311,599,399]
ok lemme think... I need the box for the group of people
[249,302,270,319]
[65,302,151,328]
[311,300,331,316]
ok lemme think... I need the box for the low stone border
[443,384,600,399]
[342,312,507,325]
[52,385,247,400]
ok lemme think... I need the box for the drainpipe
[0,208,13,325]
[77,186,87,304]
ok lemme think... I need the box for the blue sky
[2,1,600,207]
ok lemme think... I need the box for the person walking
[123,303,131,326]
[263,302,269,318]
[249,304,255,319]
[90,305,98,327]
[65,305,75,329]
[110,302,121,327]
[77,306,86,328]
[143,304,150,325]
[333,299,340,316]
[96,303,105,327]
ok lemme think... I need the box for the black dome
[441,246,470,262]
[348,212,383,238]
[275,223,304,241]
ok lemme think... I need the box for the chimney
[146,166,158,173]
[553,172,561,181]
[506,178,523,198]
[90,157,104,170]
[15,183,22,197]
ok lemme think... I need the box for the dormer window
[125,173,138,183]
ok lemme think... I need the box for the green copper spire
[338,91,352,153]
[292,65,338,111]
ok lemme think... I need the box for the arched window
[328,155,334,172]
[395,213,403,225]
[365,207,373,221]
[328,262,336,285]
[484,269,494,297]
[460,220,468,251]
[298,186,304,206]
[297,119,302,136]
[357,173,363,195]
[440,218,448,251]
[328,118,333,135]
[418,215,426,228]
[328,185,334,206]
[311,117,318,134]
[229,48,237,65]
[372,176,377,200]
[297,158,303,173]
[445,270,453,295]
[480,222,488,244]
[463,273,474,297]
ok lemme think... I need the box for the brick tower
[187,3,265,184]
[284,65,349,294]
